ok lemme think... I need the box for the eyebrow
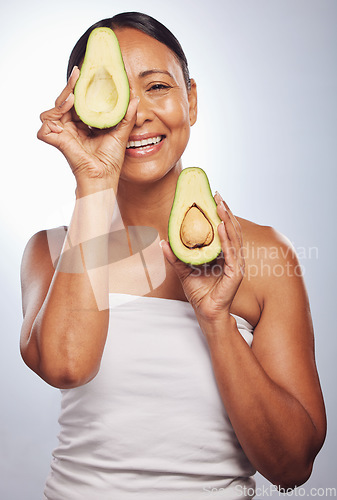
[138,69,175,79]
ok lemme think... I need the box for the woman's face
[114,27,197,184]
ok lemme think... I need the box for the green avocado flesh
[74,27,130,129]
[168,167,222,265]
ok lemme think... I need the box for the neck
[116,165,181,239]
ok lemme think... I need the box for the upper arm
[20,227,66,371]
[251,228,326,450]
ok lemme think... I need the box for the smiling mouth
[126,135,164,149]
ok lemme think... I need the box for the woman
[20,12,326,499]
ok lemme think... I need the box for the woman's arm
[162,197,326,489]
[20,70,138,389]
[20,188,115,389]
[202,229,326,489]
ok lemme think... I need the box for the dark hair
[67,12,191,90]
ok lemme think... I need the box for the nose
[130,91,155,128]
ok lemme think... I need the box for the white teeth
[127,136,162,149]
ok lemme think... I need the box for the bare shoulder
[236,216,313,349]
[21,226,67,271]
[238,216,294,252]
[237,217,300,279]
[234,216,307,319]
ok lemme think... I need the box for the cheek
[158,95,190,129]
[163,99,191,160]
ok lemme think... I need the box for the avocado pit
[180,204,214,249]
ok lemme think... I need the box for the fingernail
[159,239,166,248]
[53,122,63,132]
[69,66,78,79]
[220,200,228,212]
[60,93,73,107]
[215,191,223,201]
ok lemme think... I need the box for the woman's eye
[148,84,170,92]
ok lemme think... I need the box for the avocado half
[74,27,130,129]
[168,167,222,265]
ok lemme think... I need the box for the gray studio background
[1,0,336,498]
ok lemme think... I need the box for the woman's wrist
[67,183,118,250]
[195,310,238,343]
[75,175,119,199]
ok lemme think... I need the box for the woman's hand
[38,66,138,183]
[162,192,245,325]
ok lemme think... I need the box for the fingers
[215,193,245,278]
[40,93,75,125]
[123,96,140,122]
[38,67,81,148]
[215,191,242,244]
[39,67,79,124]
[37,119,64,147]
[217,202,241,246]
[114,97,139,140]
[55,66,80,108]
[93,97,139,168]
[217,219,245,278]
[160,240,194,281]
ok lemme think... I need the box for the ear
[188,78,198,126]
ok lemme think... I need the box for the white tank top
[44,294,256,499]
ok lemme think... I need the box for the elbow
[39,334,102,388]
[39,358,100,389]
[23,339,100,387]
[43,369,96,390]
[269,442,325,491]
[43,369,99,389]
[21,321,104,389]
[21,339,99,389]
[263,422,326,491]
[271,460,313,491]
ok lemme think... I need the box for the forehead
[113,27,184,84]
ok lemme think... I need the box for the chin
[120,161,181,185]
